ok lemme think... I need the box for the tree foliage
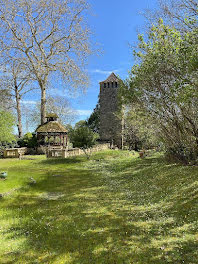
[123,104,159,151]
[0,0,92,124]
[0,110,15,143]
[70,122,98,158]
[124,19,198,163]
[18,132,37,148]
[86,99,100,133]
[0,86,13,111]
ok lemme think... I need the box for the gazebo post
[66,135,68,147]
[65,134,67,147]
[60,134,62,146]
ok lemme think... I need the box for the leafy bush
[18,133,38,148]
[70,125,98,158]
[0,110,15,143]
[123,21,198,164]
[166,144,198,165]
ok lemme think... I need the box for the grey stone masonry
[99,73,123,148]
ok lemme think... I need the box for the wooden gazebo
[35,113,68,147]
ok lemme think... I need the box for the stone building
[99,72,123,148]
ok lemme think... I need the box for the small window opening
[108,82,110,88]
[115,82,118,88]
[112,82,114,88]
[104,83,106,88]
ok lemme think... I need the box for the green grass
[0,150,198,264]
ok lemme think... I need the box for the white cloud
[76,110,92,116]
[49,88,64,96]
[90,69,120,75]
[21,100,38,105]
[21,100,91,117]
[49,88,81,99]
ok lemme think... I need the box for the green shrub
[18,133,38,148]
[70,126,99,158]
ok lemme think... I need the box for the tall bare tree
[158,0,198,29]
[144,0,198,32]
[46,96,77,125]
[29,95,77,131]
[0,0,92,125]
[0,60,35,138]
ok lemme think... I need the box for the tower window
[112,82,114,88]
[108,82,110,88]
[115,82,118,87]
[104,83,106,88]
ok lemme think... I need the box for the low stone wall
[36,145,64,155]
[3,147,27,158]
[63,148,84,158]
[47,143,110,158]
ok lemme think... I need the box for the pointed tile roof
[100,72,119,83]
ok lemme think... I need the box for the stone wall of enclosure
[3,148,27,158]
[46,143,110,158]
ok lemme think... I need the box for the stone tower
[99,72,123,148]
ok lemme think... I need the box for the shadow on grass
[1,152,198,263]
[40,156,85,166]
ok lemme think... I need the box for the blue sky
[71,0,158,120]
[22,0,158,128]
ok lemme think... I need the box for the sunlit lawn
[0,150,198,264]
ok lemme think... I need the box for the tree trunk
[41,86,46,125]
[15,84,23,138]
[134,141,139,152]
[83,148,90,159]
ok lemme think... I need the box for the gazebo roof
[46,113,58,118]
[36,121,67,133]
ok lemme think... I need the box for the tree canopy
[70,122,98,158]
[123,19,198,163]
[0,110,15,143]
[0,0,92,124]
[86,99,100,133]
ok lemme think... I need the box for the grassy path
[0,151,198,263]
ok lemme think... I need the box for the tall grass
[0,151,197,263]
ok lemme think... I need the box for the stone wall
[3,147,27,158]
[36,145,64,155]
[46,143,110,158]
